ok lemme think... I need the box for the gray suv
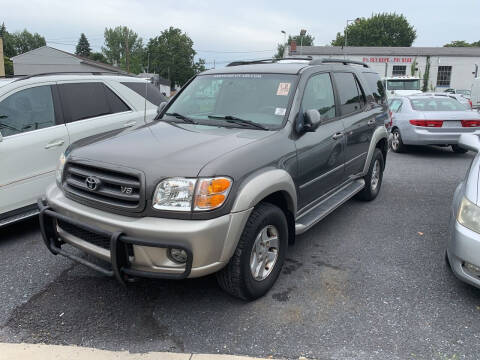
[39,58,389,300]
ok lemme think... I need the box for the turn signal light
[461,120,480,127]
[409,120,443,127]
[194,177,232,210]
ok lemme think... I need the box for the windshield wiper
[163,112,197,124]
[207,115,268,130]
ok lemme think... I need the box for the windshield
[410,97,467,111]
[387,80,420,91]
[456,89,471,96]
[163,73,297,129]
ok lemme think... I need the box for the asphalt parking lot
[1,147,480,360]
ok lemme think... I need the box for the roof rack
[310,58,369,68]
[226,56,313,67]
[13,71,133,82]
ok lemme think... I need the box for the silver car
[447,134,480,288]
[389,95,480,153]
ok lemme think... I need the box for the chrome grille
[63,162,144,211]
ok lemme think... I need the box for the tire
[445,250,451,269]
[391,128,406,153]
[451,145,468,154]
[355,148,384,201]
[216,202,288,300]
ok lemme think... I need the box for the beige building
[288,46,480,91]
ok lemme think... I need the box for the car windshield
[410,97,467,111]
[387,80,420,91]
[456,89,471,96]
[163,73,297,129]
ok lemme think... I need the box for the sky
[2,0,479,68]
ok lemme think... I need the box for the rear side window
[121,82,168,106]
[362,72,386,104]
[59,82,130,122]
[333,72,364,115]
[389,99,403,113]
[0,85,56,137]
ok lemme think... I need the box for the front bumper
[39,184,251,281]
[401,126,480,146]
[447,219,480,289]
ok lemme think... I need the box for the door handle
[45,139,65,149]
[367,119,376,126]
[123,120,137,128]
[332,132,344,140]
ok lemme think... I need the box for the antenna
[144,78,148,124]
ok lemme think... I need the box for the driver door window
[0,85,56,137]
[301,73,336,120]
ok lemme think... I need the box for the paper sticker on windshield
[277,82,291,96]
[275,107,286,116]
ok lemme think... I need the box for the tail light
[386,111,393,129]
[409,120,443,127]
[461,120,480,127]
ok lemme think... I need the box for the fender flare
[362,127,388,175]
[231,168,297,216]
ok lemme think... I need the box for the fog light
[168,248,188,264]
[464,262,480,277]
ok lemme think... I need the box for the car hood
[68,121,274,178]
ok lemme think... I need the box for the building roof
[11,46,131,74]
[289,46,480,57]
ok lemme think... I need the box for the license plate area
[443,121,462,128]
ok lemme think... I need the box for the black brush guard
[38,198,193,284]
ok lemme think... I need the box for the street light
[345,18,360,47]
[299,29,307,55]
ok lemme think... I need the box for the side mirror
[157,101,168,115]
[303,109,323,132]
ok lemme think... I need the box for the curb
[0,343,288,360]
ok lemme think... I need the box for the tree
[330,13,416,47]
[274,34,314,59]
[147,27,206,89]
[3,56,13,76]
[75,33,91,57]
[10,29,46,55]
[102,26,144,73]
[422,56,431,92]
[89,52,107,63]
[443,40,480,47]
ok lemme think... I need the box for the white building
[288,46,480,91]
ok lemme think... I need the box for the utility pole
[0,37,5,77]
[213,59,215,69]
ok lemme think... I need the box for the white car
[0,73,167,226]
[383,76,423,97]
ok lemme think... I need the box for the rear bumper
[401,126,480,146]
[447,220,480,289]
[39,184,251,281]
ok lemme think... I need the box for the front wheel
[216,202,288,300]
[451,145,468,154]
[355,148,384,201]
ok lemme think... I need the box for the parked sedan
[389,95,480,153]
[447,134,480,289]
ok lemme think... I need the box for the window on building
[392,66,407,76]
[437,66,452,87]
[0,85,56,137]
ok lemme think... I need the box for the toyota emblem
[85,176,100,191]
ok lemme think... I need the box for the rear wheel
[216,202,288,300]
[451,145,468,154]
[391,128,406,153]
[356,148,384,201]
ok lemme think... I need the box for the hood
[68,121,274,178]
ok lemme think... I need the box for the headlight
[153,178,197,211]
[56,152,67,185]
[152,176,232,212]
[194,177,232,211]
[457,196,480,233]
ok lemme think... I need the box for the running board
[295,179,365,235]
[0,208,39,227]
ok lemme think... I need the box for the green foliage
[274,34,314,59]
[147,27,206,88]
[331,13,416,47]
[274,44,285,59]
[411,57,417,76]
[75,33,91,57]
[4,56,13,75]
[444,40,480,47]
[0,23,45,57]
[89,52,107,63]
[422,56,430,92]
[102,26,144,74]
